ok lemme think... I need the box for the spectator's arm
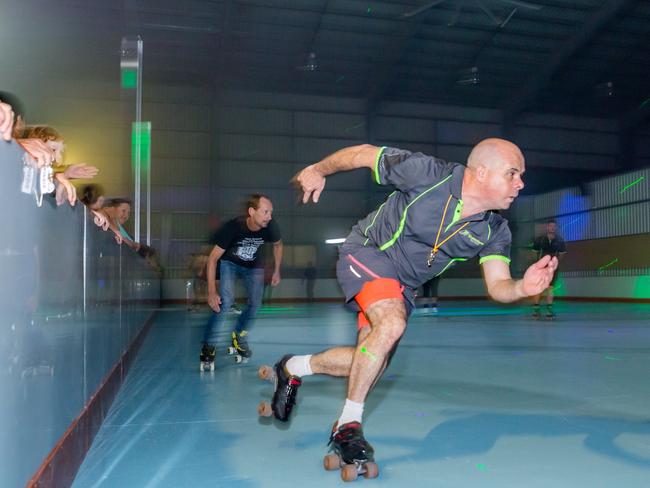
[271,240,283,286]
[17,138,54,168]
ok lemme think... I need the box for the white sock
[286,355,313,377]
[337,398,365,427]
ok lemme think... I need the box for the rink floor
[72,301,650,487]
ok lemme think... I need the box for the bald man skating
[259,140,558,481]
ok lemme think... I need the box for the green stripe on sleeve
[373,146,386,184]
[479,255,511,265]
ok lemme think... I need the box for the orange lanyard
[427,195,470,267]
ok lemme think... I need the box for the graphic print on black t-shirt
[234,237,265,262]
[211,217,281,268]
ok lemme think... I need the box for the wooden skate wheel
[258,365,275,381]
[257,401,272,417]
[323,453,340,471]
[363,462,379,479]
[341,464,358,482]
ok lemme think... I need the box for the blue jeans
[203,260,265,345]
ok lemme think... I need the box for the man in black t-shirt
[531,220,567,319]
[199,194,283,369]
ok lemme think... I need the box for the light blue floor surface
[73,301,650,487]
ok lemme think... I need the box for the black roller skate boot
[270,355,302,421]
[325,421,378,481]
[228,330,252,363]
[545,305,556,320]
[532,305,541,320]
[199,343,216,372]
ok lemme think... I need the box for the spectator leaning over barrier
[102,197,140,251]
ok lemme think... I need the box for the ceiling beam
[366,4,429,114]
[503,0,632,126]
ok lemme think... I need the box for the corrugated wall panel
[436,121,502,145]
[514,127,618,154]
[220,90,366,113]
[294,112,366,139]
[294,191,367,218]
[151,185,210,212]
[524,150,616,171]
[152,131,211,159]
[517,113,618,132]
[216,107,292,134]
[589,168,649,208]
[153,158,211,186]
[218,134,293,161]
[436,144,472,163]
[146,103,212,132]
[294,137,364,162]
[216,188,294,216]
[373,116,436,142]
[216,160,294,188]
[377,101,501,122]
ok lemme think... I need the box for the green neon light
[604,356,620,361]
[131,122,151,173]
[620,176,645,193]
[476,464,487,472]
[597,258,619,272]
[121,68,137,89]
[360,346,377,362]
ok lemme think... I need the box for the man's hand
[208,291,222,313]
[521,255,558,296]
[17,138,55,168]
[54,173,77,206]
[271,270,281,286]
[292,164,326,203]
[64,163,99,180]
[0,102,14,141]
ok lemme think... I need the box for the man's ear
[475,164,488,182]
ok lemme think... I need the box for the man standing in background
[531,220,566,319]
[200,194,283,368]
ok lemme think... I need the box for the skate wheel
[323,453,340,471]
[258,365,275,381]
[341,464,358,482]
[235,355,243,364]
[227,347,235,355]
[363,462,379,479]
[258,401,272,417]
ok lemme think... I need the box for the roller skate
[199,343,216,372]
[545,305,556,321]
[257,355,302,421]
[324,421,379,482]
[532,305,541,320]
[227,330,251,363]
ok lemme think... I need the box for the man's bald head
[467,138,524,170]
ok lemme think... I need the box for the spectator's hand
[0,102,14,141]
[521,255,558,296]
[113,232,123,245]
[64,163,99,180]
[291,164,326,203]
[54,173,77,206]
[208,291,221,313]
[17,138,54,168]
[91,210,109,231]
[271,270,281,286]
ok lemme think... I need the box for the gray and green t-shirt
[345,146,512,289]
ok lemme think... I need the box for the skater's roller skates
[199,344,216,372]
[532,306,541,320]
[227,330,251,363]
[257,355,302,421]
[545,306,556,321]
[324,421,379,482]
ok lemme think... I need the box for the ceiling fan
[403,0,542,27]
[295,52,318,72]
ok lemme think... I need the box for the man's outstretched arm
[292,144,381,203]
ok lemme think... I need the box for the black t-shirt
[532,234,566,258]
[212,216,281,268]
